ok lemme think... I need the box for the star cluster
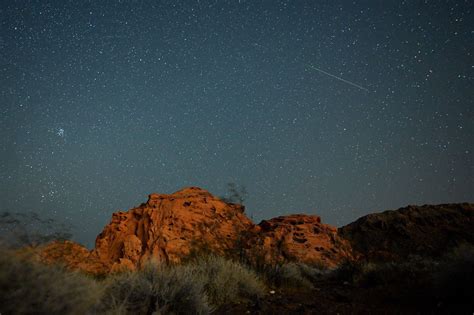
[1,1,472,247]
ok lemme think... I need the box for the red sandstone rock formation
[38,240,107,275]
[92,187,253,272]
[242,214,353,268]
[34,195,474,275]
[36,189,473,273]
[37,187,353,273]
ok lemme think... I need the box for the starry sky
[1,1,472,248]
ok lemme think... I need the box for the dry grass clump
[100,261,211,315]
[100,255,265,314]
[189,255,266,306]
[263,262,327,289]
[0,248,102,315]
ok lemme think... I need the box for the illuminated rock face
[38,240,107,275]
[91,187,353,271]
[92,187,254,272]
[39,187,353,274]
[242,214,353,268]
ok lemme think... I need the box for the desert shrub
[0,248,101,315]
[100,262,211,315]
[188,255,266,306]
[263,262,327,289]
[328,256,439,288]
[352,257,438,289]
[329,259,363,283]
[297,262,329,279]
[100,256,264,313]
[433,243,474,303]
[327,246,474,312]
[352,262,391,287]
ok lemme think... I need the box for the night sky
[1,1,472,248]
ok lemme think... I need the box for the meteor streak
[307,64,369,92]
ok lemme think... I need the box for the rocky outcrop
[243,215,353,268]
[37,240,107,275]
[92,187,253,272]
[338,203,474,261]
[92,187,353,271]
[37,187,472,274]
[37,187,353,273]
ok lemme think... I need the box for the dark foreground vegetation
[1,244,473,314]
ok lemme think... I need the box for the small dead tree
[221,183,247,205]
[0,211,72,248]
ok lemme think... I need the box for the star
[56,128,65,137]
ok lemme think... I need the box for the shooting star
[307,64,369,92]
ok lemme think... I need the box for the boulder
[243,214,353,268]
[37,240,107,275]
[92,187,253,271]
